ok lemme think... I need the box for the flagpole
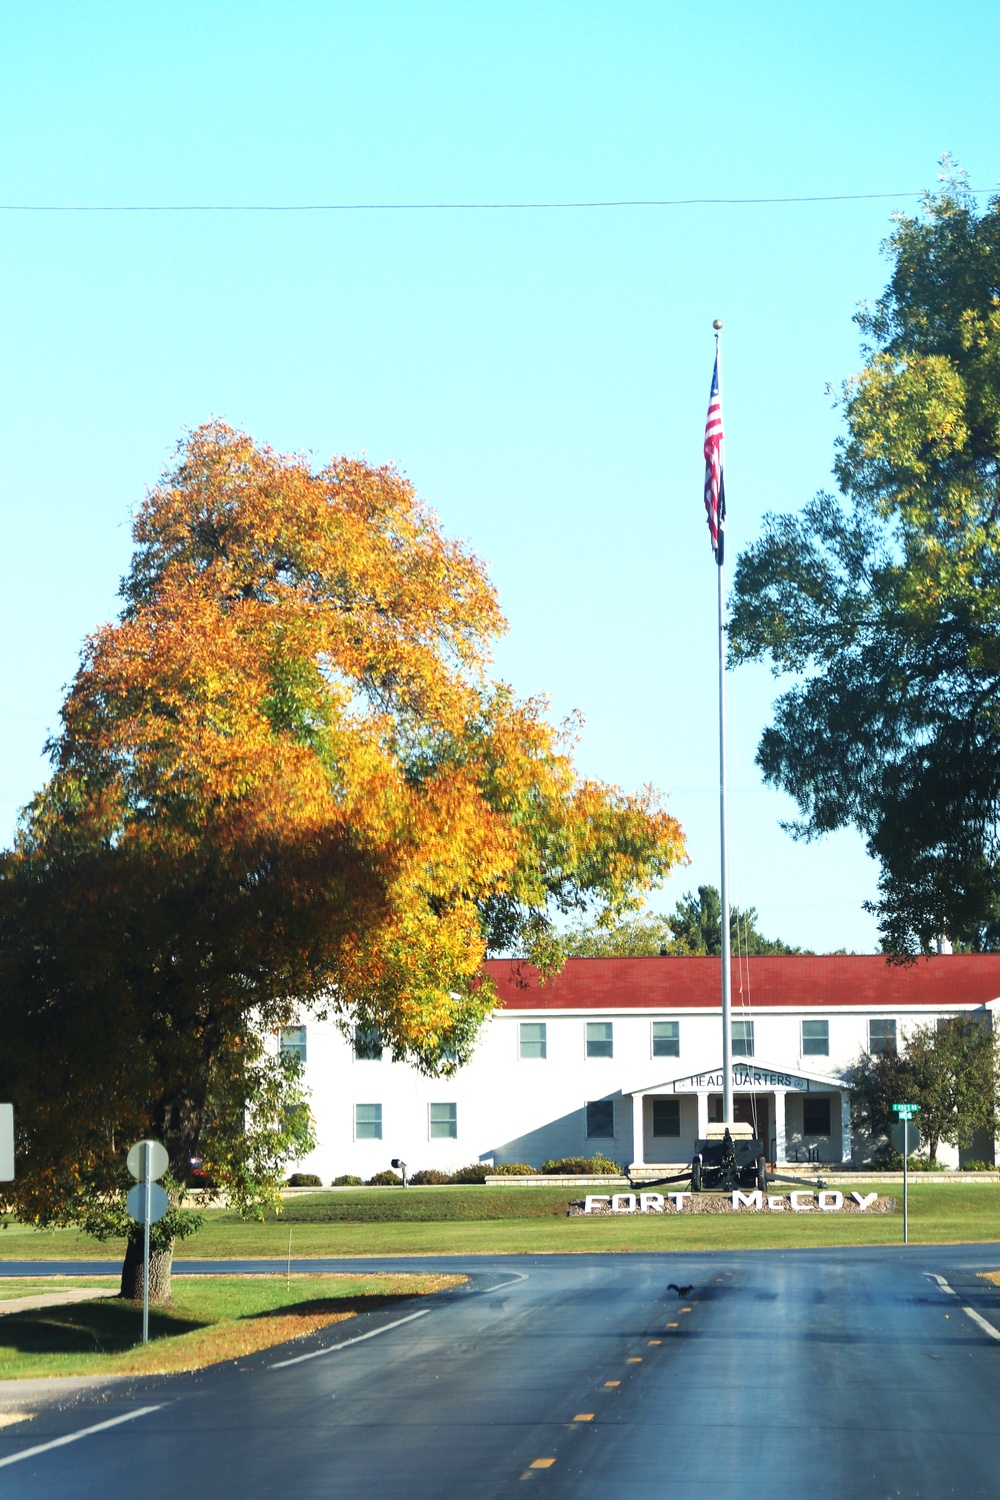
[713,318,733,1126]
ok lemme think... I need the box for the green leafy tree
[729,168,1000,953]
[850,1013,999,1163]
[563,885,803,956]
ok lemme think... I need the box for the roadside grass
[0,1272,462,1380]
[2,1184,998,1259]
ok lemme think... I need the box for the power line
[0,188,995,213]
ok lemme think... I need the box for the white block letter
[732,1190,763,1210]
[584,1195,610,1214]
[668,1192,689,1212]
[789,1191,814,1212]
[817,1191,844,1212]
[639,1193,664,1214]
[851,1192,878,1212]
[767,1195,787,1211]
[611,1193,637,1213]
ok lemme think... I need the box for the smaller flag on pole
[704,352,725,565]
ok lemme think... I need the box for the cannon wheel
[691,1156,702,1193]
[756,1155,767,1192]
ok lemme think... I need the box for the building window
[652,1021,680,1058]
[355,1103,382,1140]
[868,1019,897,1056]
[801,1019,829,1056]
[280,1025,307,1063]
[519,1022,547,1060]
[802,1097,831,1136]
[732,1020,754,1058]
[586,1100,615,1138]
[354,1026,383,1061]
[652,1098,681,1137]
[429,1102,457,1139]
[586,1022,614,1059]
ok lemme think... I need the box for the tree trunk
[120,1226,174,1303]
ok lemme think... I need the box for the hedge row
[288,1155,622,1188]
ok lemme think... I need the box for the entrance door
[734,1094,769,1150]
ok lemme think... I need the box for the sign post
[0,1105,13,1183]
[892,1105,920,1244]
[126,1140,169,1344]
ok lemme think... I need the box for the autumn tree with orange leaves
[0,424,683,1297]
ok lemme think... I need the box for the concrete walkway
[0,1287,118,1317]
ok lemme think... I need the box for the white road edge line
[269,1307,431,1368]
[0,1405,164,1469]
[962,1305,1000,1342]
[922,1272,1000,1342]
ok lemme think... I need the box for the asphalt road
[3,1245,1000,1497]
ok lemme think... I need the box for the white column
[631,1092,645,1168]
[696,1090,709,1140]
[773,1088,787,1163]
[840,1091,853,1165]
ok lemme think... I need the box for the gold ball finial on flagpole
[713,319,723,330]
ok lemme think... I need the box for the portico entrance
[628,1061,854,1170]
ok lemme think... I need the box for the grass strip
[2,1183,998,1258]
[0,1272,462,1380]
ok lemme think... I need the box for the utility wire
[0,188,995,213]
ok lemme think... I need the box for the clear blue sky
[2,1,998,952]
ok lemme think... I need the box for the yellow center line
[573,1414,594,1422]
[626,1357,642,1363]
[648,1339,662,1345]
[666,1322,679,1328]
[604,1380,620,1387]
[530,1458,556,1469]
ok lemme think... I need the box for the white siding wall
[287,1003,986,1181]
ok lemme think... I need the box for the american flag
[703,352,725,564]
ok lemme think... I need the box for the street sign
[891,1123,923,1157]
[126,1182,169,1225]
[892,1103,919,1119]
[0,1104,12,1182]
[127,1140,169,1182]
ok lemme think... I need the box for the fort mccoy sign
[581,1191,891,1214]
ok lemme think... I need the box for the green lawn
[0,1272,462,1380]
[2,1182,998,1257]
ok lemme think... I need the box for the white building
[285,955,1000,1181]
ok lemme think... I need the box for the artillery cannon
[691,1122,767,1193]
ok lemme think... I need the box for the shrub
[488,1162,537,1176]
[539,1155,622,1175]
[962,1160,994,1172]
[448,1163,489,1184]
[408,1169,453,1185]
[331,1174,364,1186]
[286,1172,323,1187]
[365,1170,403,1186]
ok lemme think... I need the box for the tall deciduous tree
[562,886,803,956]
[0,423,683,1296]
[729,170,1000,953]
[850,1013,999,1163]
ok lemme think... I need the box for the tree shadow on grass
[0,1299,208,1354]
[245,1293,415,1322]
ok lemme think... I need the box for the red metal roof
[485,955,1000,1011]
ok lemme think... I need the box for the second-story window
[354,1026,383,1061]
[801,1019,829,1056]
[868,1019,897,1056]
[732,1019,754,1058]
[652,1020,679,1058]
[280,1025,307,1064]
[519,1022,547,1059]
[586,1022,613,1059]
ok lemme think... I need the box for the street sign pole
[126,1139,169,1346]
[903,1121,909,1245]
[142,1146,152,1350]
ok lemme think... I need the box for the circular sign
[890,1123,923,1157]
[127,1140,169,1182]
[126,1182,169,1225]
